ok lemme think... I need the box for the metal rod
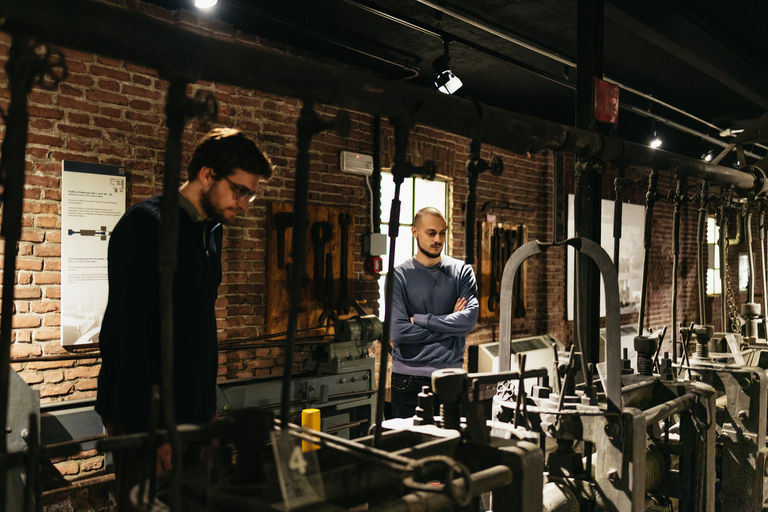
[157,79,187,511]
[613,167,625,271]
[465,139,482,264]
[697,184,710,325]
[643,392,696,425]
[760,207,768,335]
[746,209,755,303]
[719,211,729,331]
[1,0,765,191]
[638,170,659,335]
[281,101,316,434]
[671,175,687,362]
[0,35,36,512]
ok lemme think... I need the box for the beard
[201,188,233,225]
[417,238,442,260]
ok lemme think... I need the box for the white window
[706,217,721,295]
[378,172,450,319]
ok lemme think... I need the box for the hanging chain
[723,238,743,333]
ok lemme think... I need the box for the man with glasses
[96,128,272,510]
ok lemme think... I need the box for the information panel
[61,161,126,346]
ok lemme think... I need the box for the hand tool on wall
[465,139,503,264]
[318,251,339,327]
[273,212,293,269]
[311,221,333,301]
[487,227,501,312]
[337,213,352,315]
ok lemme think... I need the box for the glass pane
[414,178,447,217]
[707,268,721,295]
[380,173,414,227]
[739,253,749,292]
[380,224,414,274]
[707,217,718,245]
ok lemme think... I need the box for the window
[706,217,721,295]
[378,172,450,319]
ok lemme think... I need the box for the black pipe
[760,206,768,333]
[637,170,659,336]
[372,115,382,233]
[157,79,188,511]
[465,140,483,264]
[696,183,710,325]
[671,175,687,363]
[746,210,755,303]
[375,123,410,447]
[0,35,36,512]
[281,102,316,434]
[1,0,765,192]
[613,167,625,272]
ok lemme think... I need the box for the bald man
[389,207,479,418]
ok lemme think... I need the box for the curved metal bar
[499,238,622,413]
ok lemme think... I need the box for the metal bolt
[340,378,346,384]
[351,376,357,382]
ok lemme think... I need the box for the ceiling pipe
[0,0,764,194]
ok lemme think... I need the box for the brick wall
[0,0,739,492]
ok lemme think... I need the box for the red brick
[57,96,99,113]
[31,301,59,313]
[57,124,103,139]
[81,459,103,471]
[86,89,129,106]
[44,370,64,383]
[75,378,98,391]
[89,65,130,82]
[11,314,40,328]
[64,366,100,380]
[33,327,60,341]
[41,382,74,398]
[33,273,60,285]
[20,372,43,385]
[26,360,75,370]
[16,258,43,271]
[10,343,42,358]
[53,461,79,475]
[29,106,63,120]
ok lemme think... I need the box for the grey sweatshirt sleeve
[411,263,478,335]
[389,271,451,345]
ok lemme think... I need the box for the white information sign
[61,161,126,346]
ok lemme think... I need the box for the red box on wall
[594,78,619,124]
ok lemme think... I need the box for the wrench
[337,213,352,315]
[273,211,293,269]
[311,221,333,301]
[487,227,501,312]
[318,250,340,327]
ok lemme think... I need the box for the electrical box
[363,232,387,256]
[340,151,374,176]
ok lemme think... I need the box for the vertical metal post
[575,0,604,372]
[697,183,710,325]
[552,152,565,243]
[372,115,382,234]
[465,140,483,264]
[671,175,687,362]
[760,205,768,335]
[637,170,659,336]
[375,122,410,447]
[612,167,625,271]
[0,36,37,512]
[157,80,189,511]
[281,102,316,433]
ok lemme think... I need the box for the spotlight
[194,0,217,8]
[432,41,463,95]
[702,150,713,162]
[649,129,662,149]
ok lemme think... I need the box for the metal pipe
[465,139,482,264]
[697,184,710,324]
[1,0,765,192]
[638,170,659,335]
[643,392,696,425]
[613,168,625,271]
[671,175,687,362]
[157,79,188,511]
[0,35,37,512]
[746,210,755,303]
[719,213,728,331]
[375,123,410,447]
[760,207,768,335]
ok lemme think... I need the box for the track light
[649,129,662,149]
[194,0,217,8]
[432,40,462,95]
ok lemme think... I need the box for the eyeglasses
[222,176,258,203]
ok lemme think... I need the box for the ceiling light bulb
[435,70,463,94]
[703,151,713,162]
[195,0,217,8]
[650,137,662,149]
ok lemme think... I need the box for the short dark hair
[414,206,445,226]
[187,128,273,181]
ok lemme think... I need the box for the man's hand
[454,297,467,312]
[156,443,173,474]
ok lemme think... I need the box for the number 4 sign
[270,431,325,509]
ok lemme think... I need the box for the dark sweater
[95,195,222,433]
[390,255,478,377]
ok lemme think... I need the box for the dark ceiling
[144,0,768,166]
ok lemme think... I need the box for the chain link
[723,238,743,333]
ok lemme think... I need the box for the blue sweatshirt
[390,255,479,377]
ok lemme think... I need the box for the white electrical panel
[340,150,374,176]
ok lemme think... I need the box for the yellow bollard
[301,408,321,452]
